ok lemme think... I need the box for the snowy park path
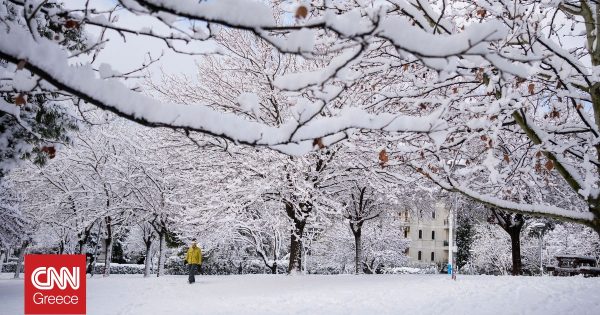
[1,273,599,315]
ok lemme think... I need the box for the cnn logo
[31,267,80,290]
[25,255,86,314]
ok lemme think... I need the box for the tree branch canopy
[0,25,447,155]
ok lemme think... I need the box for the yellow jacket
[186,245,202,265]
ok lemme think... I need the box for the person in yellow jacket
[185,238,202,284]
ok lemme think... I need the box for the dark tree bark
[490,209,526,275]
[269,262,278,274]
[283,153,335,274]
[285,201,309,274]
[13,240,29,279]
[508,228,522,275]
[76,222,94,254]
[58,239,65,254]
[345,185,381,275]
[287,218,306,273]
[353,229,362,274]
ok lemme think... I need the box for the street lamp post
[448,207,456,279]
[530,222,547,276]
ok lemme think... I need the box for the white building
[400,202,450,265]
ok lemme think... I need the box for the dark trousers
[188,264,198,283]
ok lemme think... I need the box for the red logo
[25,255,86,314]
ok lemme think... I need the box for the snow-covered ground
[1,273,599,315]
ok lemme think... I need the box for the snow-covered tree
[234,199,288,274]
[4,0,600,277]
[342,184,385,274]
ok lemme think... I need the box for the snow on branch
[414,162,594,225]
[448,179,595,224]
[0,25,445,154]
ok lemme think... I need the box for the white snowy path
[1,273,599,315]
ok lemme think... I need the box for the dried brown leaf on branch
[379,149,389,164]
[295,6,308,19]
[313,138,325,149]
[65,20,79,29]
[528,83,535,95]
[15,93,26,106]
[41,146,56,159]
[545,160,554,171]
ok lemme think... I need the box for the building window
[431,252,435,261]
[418,251,422,260]
[418,230,422,239]
[431,231,435,240]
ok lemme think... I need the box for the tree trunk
[77,228,90,254]
[103,218,113,277]
[14,240,29,279]
[0,249,8,273]
[156,231,166,277]
[270,262,277,274]
[491,210,524,276]
[0,250,5,273]
[89,223,102,277]
[363,258,375,274]
[288,219,306,274]
[77,241,87,255]
[285,200,311,275]
[143,240,153,277]
[509,229,522,276]
[103,237,113,277]
[353,230,362,274]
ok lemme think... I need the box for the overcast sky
[69,0,218,80]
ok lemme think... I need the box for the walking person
[185,238,202,284]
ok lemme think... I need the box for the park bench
[546,255,600,277]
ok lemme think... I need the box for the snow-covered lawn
[1,273,599,315]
